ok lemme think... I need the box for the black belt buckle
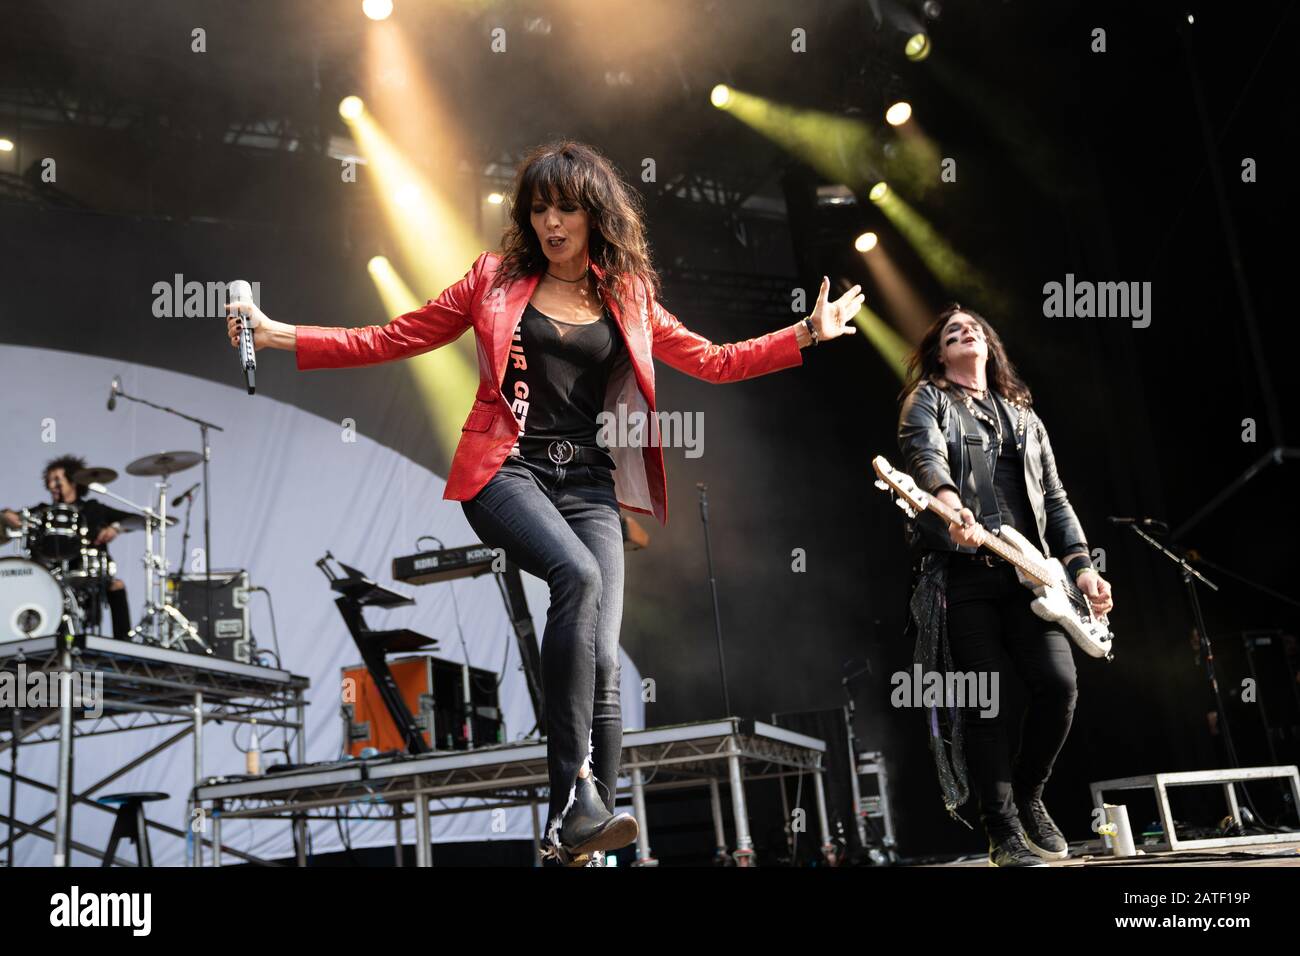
[547,440,576,465]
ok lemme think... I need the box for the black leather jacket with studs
[896,380,1089,559]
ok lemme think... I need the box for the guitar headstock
[871,455,931,519]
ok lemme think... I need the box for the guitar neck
[925,498,1052,587]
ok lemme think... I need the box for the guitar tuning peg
[894,499,917,518]
[873,480,889,491]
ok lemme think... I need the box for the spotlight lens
[486,192,505,205]
[885,102,912,126]
[869,182,889,202]
[904,33,931,61]
[0,138,13,152]
[339,95,364,120]
[367,255,391,274]
[362,0,393,21]
[855,232,878,253]
[710,84,732,108]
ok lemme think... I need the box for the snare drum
[23,504,90,563]
[0,557,67,642]
[61,546,117,585]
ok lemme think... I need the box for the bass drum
[0,557,67,642]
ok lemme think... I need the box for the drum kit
[1,451,212,653]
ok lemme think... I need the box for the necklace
[546,268,589,283]
[957,384,1025,453]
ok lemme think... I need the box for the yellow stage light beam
[717,87,939,198]
[366,255,480,458]
[871,187,1003,312]
[858,244,933,343]
[851,300,910,382]
[715,87,875,189]
[362,0,393,21]
[341,104,481,307]
[855,231,878,253]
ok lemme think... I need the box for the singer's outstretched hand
[226,302,293,351]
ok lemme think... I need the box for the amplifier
[341,654,503,755]
[166,570,252,663]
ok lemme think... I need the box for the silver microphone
[107,375,120,411]
[230,279,257,395]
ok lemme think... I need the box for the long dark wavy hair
[43,454,89,498]
[900,304,1033,406]
[492,141,659,313]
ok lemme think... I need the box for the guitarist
[897,304,1113,867]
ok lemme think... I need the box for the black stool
[96,791,168,866]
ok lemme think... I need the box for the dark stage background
[1,0,1296,860]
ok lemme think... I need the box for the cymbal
[114,513,178,532]
[72,466,119,486]
[125,451,203,477]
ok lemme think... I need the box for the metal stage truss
[194,718,831,867]
[0,634,310,867]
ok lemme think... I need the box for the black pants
[945,556,1078,834]
[460,456,625,850]
[107,584,130,639]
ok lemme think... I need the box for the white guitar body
[996,526,1114,660]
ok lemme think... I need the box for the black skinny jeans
[945,557,1078,835]
[461,455,624,848]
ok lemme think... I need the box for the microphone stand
[111,384,223,649]
[1122,523,1241,769]
[697,483,732,719]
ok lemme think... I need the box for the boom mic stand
[109,381,222,651]
[1123,523,1240,769]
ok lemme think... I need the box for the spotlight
[710,84,733,108]
[0,138,13,152]
[885,101,912,126]
[869,182,889,202]
[486,192,505,205]
[1186,13,1194,24]
[904,33,931,61]
[367,255,392,274]
[339,95,365,120]
[922,1,942,19]
[855,232,879,253]
[362,0,393,21]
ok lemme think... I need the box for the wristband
[803,316,819,345]
[1066,555,1094,579]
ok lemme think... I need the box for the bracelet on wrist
[803,316,819,345]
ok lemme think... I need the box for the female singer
[227,141,863,864]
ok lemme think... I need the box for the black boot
[988,821,1050,867]
[550,774,638,866]
[1014,789,1069,861]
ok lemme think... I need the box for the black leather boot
[551,774,638,866]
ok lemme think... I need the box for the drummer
[1,455,131,639]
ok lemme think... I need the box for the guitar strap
[951,399,1002,535]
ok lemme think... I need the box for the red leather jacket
[295,252,803,523]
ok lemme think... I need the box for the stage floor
[929,839,1300,867]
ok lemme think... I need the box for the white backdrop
[0,345,644,866]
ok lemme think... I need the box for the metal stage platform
[193,718,831,866]
[0,634,310,866]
